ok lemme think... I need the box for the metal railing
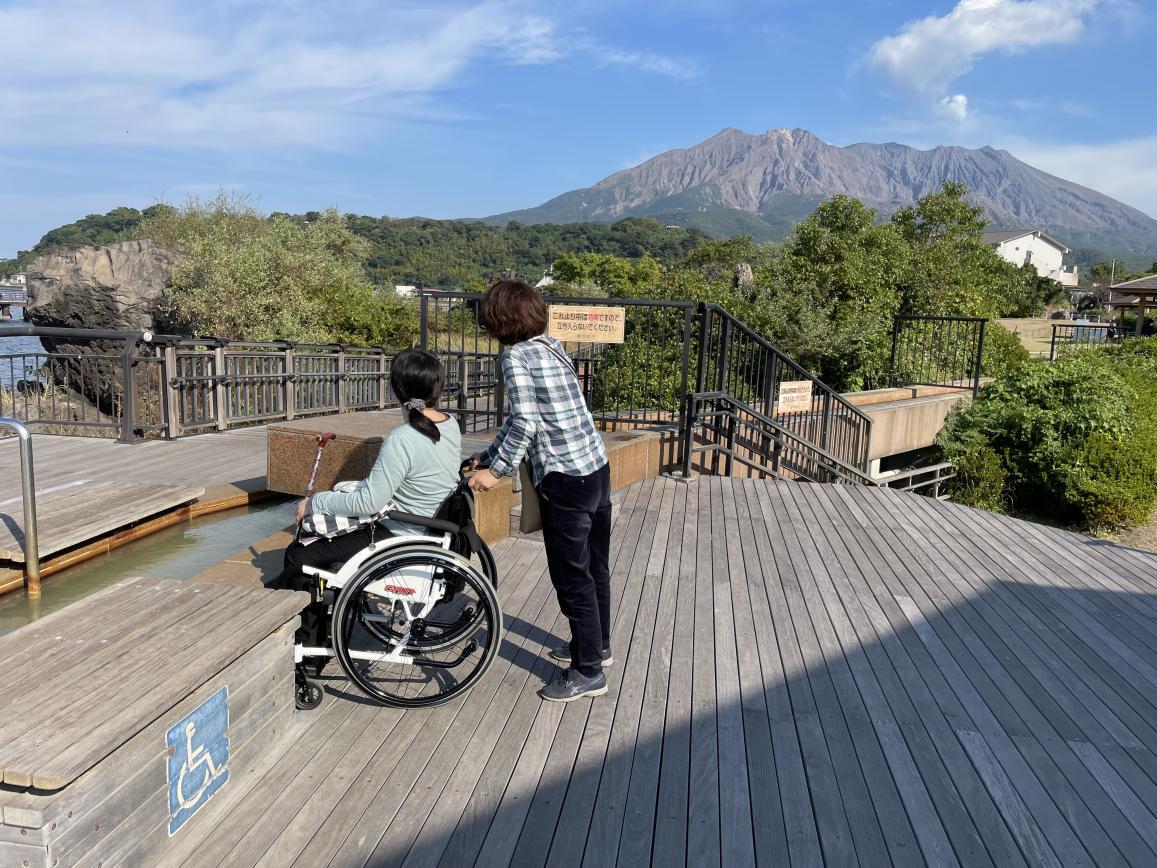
[1049,322,1123,360]
[890,316,987,397]
[0,285,27,307]
[0,325,400,440]
[695,303,872,472]
[876,461,956,498]
[419,293,873,474]
[1,325,165,440]
[159,338,394,435]
[682,392,874,484]
[0,418,39,595]
[680,393,952,496]
[419,292,697,433]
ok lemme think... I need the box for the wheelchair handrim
[332,549,503,708]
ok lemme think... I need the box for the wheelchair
[293,470,502,711]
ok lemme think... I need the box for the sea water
[0,307,44,391]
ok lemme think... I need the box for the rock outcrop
[24,240,179,416]
[25,239,178,332]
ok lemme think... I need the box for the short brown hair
[480,280,548,345]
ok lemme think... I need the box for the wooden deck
[0,429,267,568]
[0,428,270,497]
[149,476,1157,867]
[0,416,494,569]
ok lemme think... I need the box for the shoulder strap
[531,336,576,372]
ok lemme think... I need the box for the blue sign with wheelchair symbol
[166,686,230,835]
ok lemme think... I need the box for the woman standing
[469,280,612,702]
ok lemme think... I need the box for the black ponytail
[390,349,445,443]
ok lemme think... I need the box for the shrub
[980,322,1030,378]
[948,442,1008,512]
[139,193,418,347]
[940,341,1157,530]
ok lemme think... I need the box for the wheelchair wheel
[357,538,498,653]
[296,674,324,710]
[332,547,502,708]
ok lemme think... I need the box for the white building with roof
[982,229,1078,287]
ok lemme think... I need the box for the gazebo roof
[1111,273,1157,291]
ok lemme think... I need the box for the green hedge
[939,338,1157,530]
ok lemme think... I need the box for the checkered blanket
[300,480,394,539]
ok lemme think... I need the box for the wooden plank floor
[0,428,270,493]
[0,416,495,567]
[0,481,203,561]
[160,477,1157,866]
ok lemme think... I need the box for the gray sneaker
[539,668,608,703]
[548,644,614,667]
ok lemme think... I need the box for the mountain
[484,128,1157,260]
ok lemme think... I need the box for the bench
[0,577,308,866]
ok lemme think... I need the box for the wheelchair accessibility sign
[166,686,230,835]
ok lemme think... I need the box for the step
[0,578,308,866]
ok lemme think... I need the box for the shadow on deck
[162,477,1157,867]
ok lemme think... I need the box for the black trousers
[274,526,380,645]
[538,463,612,677]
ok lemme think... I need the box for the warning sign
[547,305,626,344]
[777,380,814,413]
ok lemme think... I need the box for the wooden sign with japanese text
[777,380,814,413]
[547,305,626,343]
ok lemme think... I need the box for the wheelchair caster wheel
[296,679,324,710]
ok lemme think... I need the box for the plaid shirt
[481,336,608,486]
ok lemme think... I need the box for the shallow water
[0,497,296,634]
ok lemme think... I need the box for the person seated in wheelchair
[275,349,460,646]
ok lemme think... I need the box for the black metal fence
[419,292,697,434]
[890,316,987,397]
[695,304,872,471]
[1048,322,1123,360]
[418,293,873,476]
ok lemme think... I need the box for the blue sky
[2,0,1155,257]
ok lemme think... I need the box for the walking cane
[296,432,336,542]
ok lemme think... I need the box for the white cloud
[1010,136,1157,217]
[0,0,691,151]
[868,0,1099,95]
[937,94,970,121]
[590,47,704,80]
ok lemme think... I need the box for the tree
[767,195,909,389]
[680,236,775,285]
[551,252,665,298]
[138,193,417,347]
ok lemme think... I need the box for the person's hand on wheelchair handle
[468,467,500,493]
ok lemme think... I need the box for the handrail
[0,418,39,596]
[891,315,987,398]
[0,324,155,342]
[683,391,876,485]
[683,392,952,495]
[699,302,872,424]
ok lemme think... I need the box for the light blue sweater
[309,416,461,534]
